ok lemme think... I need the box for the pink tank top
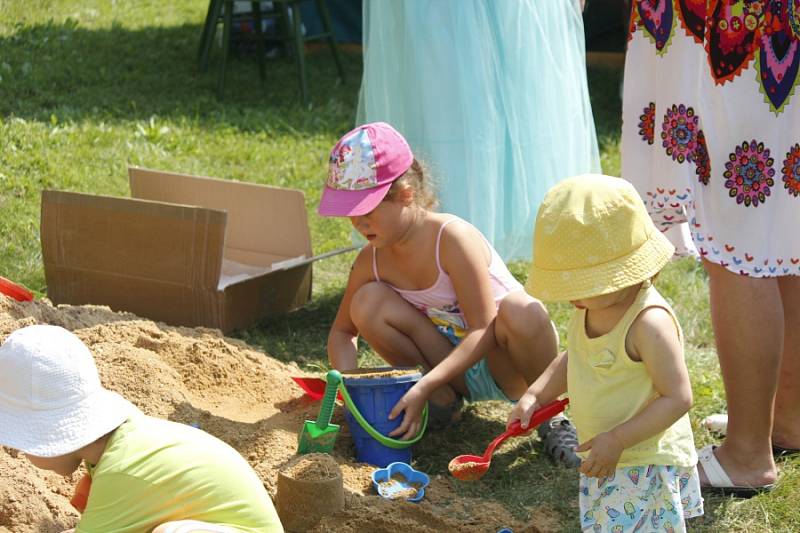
[372,218,523,338]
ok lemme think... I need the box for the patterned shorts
[579,464,703,532]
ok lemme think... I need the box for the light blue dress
[356,0,600,260]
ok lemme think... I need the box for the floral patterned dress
[622,0,800,277]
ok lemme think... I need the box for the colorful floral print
[626,1,800,279]
[676,0,706,42]
[631,1,800,114]
[723,139,776,206]
[694,130,711,185]
[639,103,656,145]
[782,142,800,196]
[641,102,710,185]
[661,104,699,163]
[708,1,800,113]
[634,0,676,53]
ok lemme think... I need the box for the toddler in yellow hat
[508,175,704,532]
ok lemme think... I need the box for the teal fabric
[464,358,512,403]
[435,324,510,402]
[357,0,600,260]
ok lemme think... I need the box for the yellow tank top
[567,284,697,468]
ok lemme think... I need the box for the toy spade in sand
[298,370,342,454]
[448,398,569,481]
[291,376,344,402]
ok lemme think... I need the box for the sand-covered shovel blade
[298,370,342,454]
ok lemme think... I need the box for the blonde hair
[385,159,439,210]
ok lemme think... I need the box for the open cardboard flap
[40,168,357,332]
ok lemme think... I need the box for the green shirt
[76,414,282,533]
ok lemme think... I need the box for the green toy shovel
[298,370,342,454]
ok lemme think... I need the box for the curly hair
[384,159,439,210]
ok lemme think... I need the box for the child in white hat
[0,324,282,533]
[508,175,704,532]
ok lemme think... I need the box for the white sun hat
[0,324,139,457]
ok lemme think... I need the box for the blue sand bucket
[341,368,427,467]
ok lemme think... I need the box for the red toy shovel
[0,276,33,302]
[448,398,569,481]
[292,376,343,402]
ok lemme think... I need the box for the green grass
[1,3,798,531]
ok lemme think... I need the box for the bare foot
[698,444,777,488]
[429,384,459,407]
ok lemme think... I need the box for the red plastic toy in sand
[448,398,569,481]
[292,376,344,402]
[70,473,92,513]
[0,276,33,302]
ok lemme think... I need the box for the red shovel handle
[484,398,569,461]
[0,277,33,302]
[527,397,569,429]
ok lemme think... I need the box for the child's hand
[388,385,427,440]
[576,431,624,478]
[507,390,540,430]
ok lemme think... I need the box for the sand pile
[0,296,554,533]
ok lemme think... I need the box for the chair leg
[289,3,309,106]
[199,0,224,72]
[251,1,267,83]
[218,0,234,100]
[315,0,345,82]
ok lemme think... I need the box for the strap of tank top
[435,218,460,273]
[372,218,459,282]
[371,245,381,282]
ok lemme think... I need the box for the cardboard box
[41,167,354,332]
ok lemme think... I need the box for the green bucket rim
[338,382,427,449]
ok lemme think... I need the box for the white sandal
[702,413,728,436]
[698,445,774,497]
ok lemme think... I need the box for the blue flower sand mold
[371,462,430,503]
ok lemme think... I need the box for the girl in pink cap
[319,122,579,464]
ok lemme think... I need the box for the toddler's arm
[577,306,693,478]
[508,351,568,429]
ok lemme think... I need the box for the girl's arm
[577,307,692,478]
[410,221,500,393]
[326,247,373,371]
[508,350,568,429]
[388,222,499,439]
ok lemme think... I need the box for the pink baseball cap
[318,122,414,217]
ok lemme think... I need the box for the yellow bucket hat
[526,174,675,302]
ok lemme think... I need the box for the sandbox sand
[0,296,557,533]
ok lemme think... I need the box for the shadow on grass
[414,401,580,525]
[0,20,361,133]
[236,285,340,367]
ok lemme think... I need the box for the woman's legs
[773,274,800,450]
[701,260,780,486]
[349,282,467,404]
[490,291,559,400]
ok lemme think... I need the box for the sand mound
[0,296,554,533]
